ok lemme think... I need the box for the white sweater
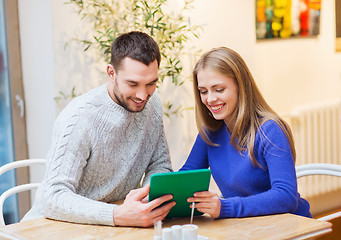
[22,84,172,226]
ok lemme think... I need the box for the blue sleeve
[180,134,209,171]
[219,121,301,218]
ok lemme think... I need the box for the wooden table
[0,213,332,240]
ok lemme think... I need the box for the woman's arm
[219,120,301,218]
[180,134,209,171]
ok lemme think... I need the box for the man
[22,31,175,227]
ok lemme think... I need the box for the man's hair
[110,31,161,70]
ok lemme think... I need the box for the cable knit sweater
[22,84,172,226]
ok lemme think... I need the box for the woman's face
[197,68,238,127]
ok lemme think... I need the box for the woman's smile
[209,103,225,113]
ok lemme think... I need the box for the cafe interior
[0,0,340,239]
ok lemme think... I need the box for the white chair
[0,159,46,226]
[296,163,341,221]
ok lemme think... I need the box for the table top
[0,213,332,240]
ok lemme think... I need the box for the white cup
[172,225,182,240]
[154,220,162,239]
[182,224,198,240]
[162,227,173,240]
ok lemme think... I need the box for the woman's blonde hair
[193,47,296,166]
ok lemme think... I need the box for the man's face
[107,57,158,112]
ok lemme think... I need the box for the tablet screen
[148,169,211,218]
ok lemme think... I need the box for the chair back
[0,159,46,226]
[296,163,341,221]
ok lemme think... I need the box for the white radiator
[285,99,341,198]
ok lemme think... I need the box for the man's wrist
[112,205,118,226]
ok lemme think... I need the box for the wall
[190,0,341,114]
[18,0,341,180]
[17,0,56,187]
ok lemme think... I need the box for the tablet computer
[148,169,211,218]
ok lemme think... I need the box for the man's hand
[187,191,221,219]
[113,185,175,227]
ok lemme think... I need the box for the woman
[181,47,311,219]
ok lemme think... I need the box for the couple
[22,31,311,227]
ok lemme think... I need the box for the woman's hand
[187,191,221,219]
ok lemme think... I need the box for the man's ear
[107,64,115,79]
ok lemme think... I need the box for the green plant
[58,0,202,117]
[54,86,79,102]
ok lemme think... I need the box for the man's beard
[113,91,147,113]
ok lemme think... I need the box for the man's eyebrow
[149,78,158,84]
[126,78,158,85]
[126,79,138,84]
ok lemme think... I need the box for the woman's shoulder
[259,119,284,133]
[257,118,290,142]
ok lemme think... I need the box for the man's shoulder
[145,90,163,118]
[56,85,107,122]
[75,84,107,105]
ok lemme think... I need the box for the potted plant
[58,0,202,117]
